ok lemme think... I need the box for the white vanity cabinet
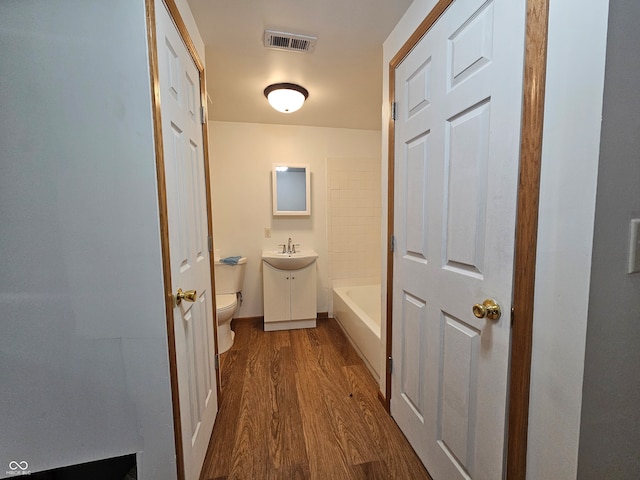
[263,260,317,331]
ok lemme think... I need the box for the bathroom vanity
[262,249,318,331]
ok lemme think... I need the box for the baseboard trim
[264,319,316,332]
[234,313,329,323]
[232,315,264,323]
[377,390,389,412]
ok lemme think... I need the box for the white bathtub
[332,284,381,381]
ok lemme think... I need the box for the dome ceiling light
[264,83,309,113]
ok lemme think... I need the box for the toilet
[214,257,247,354]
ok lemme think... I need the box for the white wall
[382,0,610,478]
[0,1,205,478]
[577,1,640,477]
[208,121,380,318]
[526,1,609,478]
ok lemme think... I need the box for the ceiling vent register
[264,30,317,53]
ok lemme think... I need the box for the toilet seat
[216,293,237,313]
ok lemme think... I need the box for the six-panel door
[391,0,527,478]
[156,1,218,479]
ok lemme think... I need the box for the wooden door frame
[145,1,220,479]
[384,0,550,477]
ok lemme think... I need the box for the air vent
[264,30,317,53]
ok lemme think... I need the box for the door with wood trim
[156,2,218,479]
[391,0,526,478]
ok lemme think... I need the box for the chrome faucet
[287,237,292,253]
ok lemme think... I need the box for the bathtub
[332,284,381,381]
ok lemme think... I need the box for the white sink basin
[262,249,318,270]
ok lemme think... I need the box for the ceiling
[186,0,413,130]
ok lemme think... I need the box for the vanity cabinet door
[263,262,291,323]
[290,262,317,321]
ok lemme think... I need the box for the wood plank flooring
[200,317,431,480]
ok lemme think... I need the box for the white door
[391,0,526,478]
[156,2,218,479]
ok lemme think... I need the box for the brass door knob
[176,288,197,305]
[472,299,501,320]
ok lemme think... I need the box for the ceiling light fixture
[264,83,309,113]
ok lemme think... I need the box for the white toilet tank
[214,257,247,294]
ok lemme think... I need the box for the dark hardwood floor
[200,317,431,480]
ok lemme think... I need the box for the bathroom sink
[262,249,318,270]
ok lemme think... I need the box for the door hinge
[214,354,220,370]
[388,356,393,374]
[200,106,206,124]
[208,235,213,253]
[391,102,397,121]
[390,235,396,253]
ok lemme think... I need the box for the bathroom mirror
[272,164,311,216]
